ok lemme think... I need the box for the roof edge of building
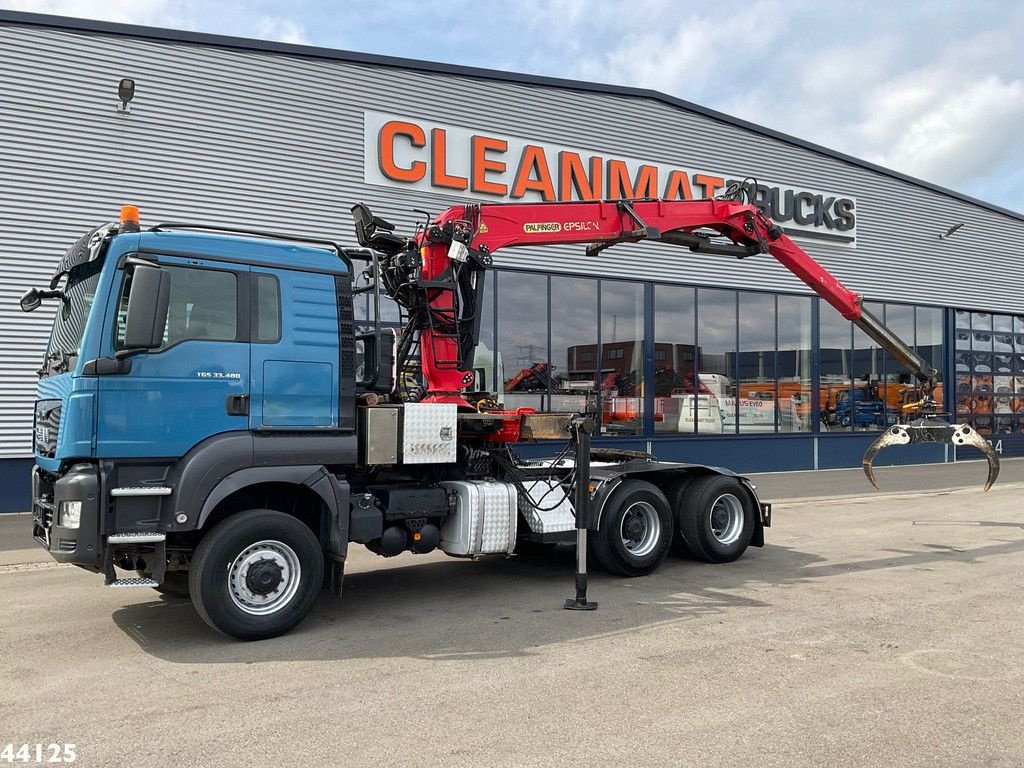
[2,8,1021,224]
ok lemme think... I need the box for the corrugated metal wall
[1,19,1023,458]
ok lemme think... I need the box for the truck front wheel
[189,509,324,641]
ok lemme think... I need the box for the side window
[254,274,281,343]
[116,264,238,349]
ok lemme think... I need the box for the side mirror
[122,264,171,353]
[20,288,41,313]
[20,287,66,313]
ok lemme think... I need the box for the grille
[337,275,356,431]
[32,470,56,546]
[34,400,61,458]
[337,277,356,374]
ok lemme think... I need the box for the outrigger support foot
[564,530,598,611]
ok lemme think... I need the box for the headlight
[58,500,82,529]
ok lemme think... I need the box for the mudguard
[587,460,768,546]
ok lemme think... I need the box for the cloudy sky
[4,0,1022,214]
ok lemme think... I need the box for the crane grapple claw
[862,417,1000,492]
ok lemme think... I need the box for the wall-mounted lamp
[939,222,965,240]
[117,78,135,113]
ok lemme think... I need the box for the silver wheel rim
[620,501,661,558]
[228,539,302,616]
[709,494,744,546]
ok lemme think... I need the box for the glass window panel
[254,274,280,343]
[497,272,548,411]
[601,281,645,435]
[876,303,914,429]
[777,295,812,432]
[118,266,237,350]
[697,288,736,434]
[818,300,852,432]
[354,289,369,323]
[972,326,993,352]
[471,275,497,398]
[970,310,993,416]
[379,295,402,324]
[954,325,971,353]
[552,277,598,415]
[849,301,885,431]
[654,284,696,434]
[917,305,945,400]
[993,317,1014,357]
[737,292,776,433]
[953,309,974,420]
[354,288,401,326]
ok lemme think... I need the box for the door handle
[226,394,250,416]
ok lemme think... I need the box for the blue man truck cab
[47,199,982,641]
[26,209,374,639]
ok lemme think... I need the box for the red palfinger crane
[351,187,998,491]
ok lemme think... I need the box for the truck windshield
[44,260,103,372]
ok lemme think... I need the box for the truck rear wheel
[189,509,323,641]
[590,480,672,577]
[676,475,755,563]
[663,475,696,557]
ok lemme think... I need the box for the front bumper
[32,463,102,569]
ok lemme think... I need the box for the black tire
[139,569,190,598]
[590,480,672,577]
[677,475,755,564]
[664,475,696,557]
[188,509,324,641]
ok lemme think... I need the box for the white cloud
[2,0,178,25]
[569,0,784,95]
[801,27,1024,199]
[253,15,309,45]
[561,6,1024,211]
[859,73,1024,187]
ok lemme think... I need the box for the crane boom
[350,193,998,490]
[412,197,937,395]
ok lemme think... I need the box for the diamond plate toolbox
[439,480,518,556]
[401,403,458,464]
[519,480,576,534]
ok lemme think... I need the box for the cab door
[248,268,339,429]
[95,255,250,458]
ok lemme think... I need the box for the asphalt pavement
[1,461,1022,767]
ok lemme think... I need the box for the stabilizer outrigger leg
[863,416,1000,492]
[565,416,598,611]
